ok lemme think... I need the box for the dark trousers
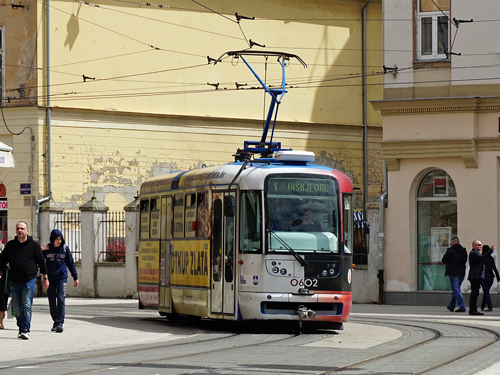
[469,278,482,312]
[480,277,494,310]
[47,279,67,326]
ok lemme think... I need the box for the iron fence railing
[97,211,126,262]
[53,212,82,262]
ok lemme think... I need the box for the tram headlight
[280,268,287,275]
[329,268,335,276]
[272,266,279,274]
[321,270,328,277]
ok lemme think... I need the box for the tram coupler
[297,305,317,329]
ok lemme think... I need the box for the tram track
[0,330,298,375]
[322,316,500,375]
[4,311,500,374]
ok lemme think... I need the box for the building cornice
[382,138,479,170]
[372,96,500,116]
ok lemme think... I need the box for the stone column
[124,197,139,298]
[37,199,64,297]
[38,198,64,246]
[79,195,108,297]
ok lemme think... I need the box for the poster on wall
[433,176,448,196]
[431,227,452,263]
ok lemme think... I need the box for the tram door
[159,195,172,314]
[211,192,236,315]
[223,192,235,314]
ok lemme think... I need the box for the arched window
[417,169,457,290]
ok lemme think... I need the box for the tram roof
[140,161,352,195]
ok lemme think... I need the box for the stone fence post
[38,198,64,246]
[37,198,64,296]
[79,196,108,297]
[124,197,139,298]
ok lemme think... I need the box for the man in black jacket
[0,221,49,339]
[442,237,468,312]
[468,240,493,316]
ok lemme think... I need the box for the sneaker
[51,324,57,332]
[455,308,466,312]
[56,325,63,333]
[446,306,453,312]
[17,330,21,339]
[19,331,29,340]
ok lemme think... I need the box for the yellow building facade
[0,0,382,301]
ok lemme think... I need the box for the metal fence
[97,211,126,262]
[53,212,82,262]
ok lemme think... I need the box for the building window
[417,0,450,60]
[417,169,457,291]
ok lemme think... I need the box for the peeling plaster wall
[0,0,37,105]
[41,109,383,211]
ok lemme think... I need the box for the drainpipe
[377,161,388,304]
[45,0,52,196]
[362,0,374,217]
[378,191,387,304]
[36,0,52,240]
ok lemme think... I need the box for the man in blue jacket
[42,229,79,332]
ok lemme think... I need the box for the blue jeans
[47,279,67,326]
[10,278,36,332]
[480,277,494,310]
[448,275,465,311]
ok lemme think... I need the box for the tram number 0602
[290,278,318,288]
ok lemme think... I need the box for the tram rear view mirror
[224,196,235,217]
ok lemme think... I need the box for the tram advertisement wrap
[138,241,160,284]
[171,240,210,288]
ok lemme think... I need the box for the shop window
[417,0,450,60]
[417,169,457,290]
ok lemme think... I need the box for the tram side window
[160,196,172,240]
[197,192,210,237]
[185,193,196,238]
[239,191,262,253]
[150,198,160,239]
[173,193,184,237]
[140,199,150,239]
[343,194,353,254]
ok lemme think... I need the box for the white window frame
[417,3,450,60]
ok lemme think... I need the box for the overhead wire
[6,0,493,103]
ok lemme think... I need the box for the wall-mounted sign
[0,201,8,211]
[433,177,448,196]
[20,183,31,195]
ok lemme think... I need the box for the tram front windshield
[266,175,340,254]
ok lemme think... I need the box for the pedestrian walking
[468,240,492,315]
[0,243,7,329]
[41,229,79,333]
[0,221,48,339]
[479,244,499,312]
[442,237,467,312]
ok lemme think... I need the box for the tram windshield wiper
[267,228,308,267]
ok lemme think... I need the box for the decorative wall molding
[382,138,480,170]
